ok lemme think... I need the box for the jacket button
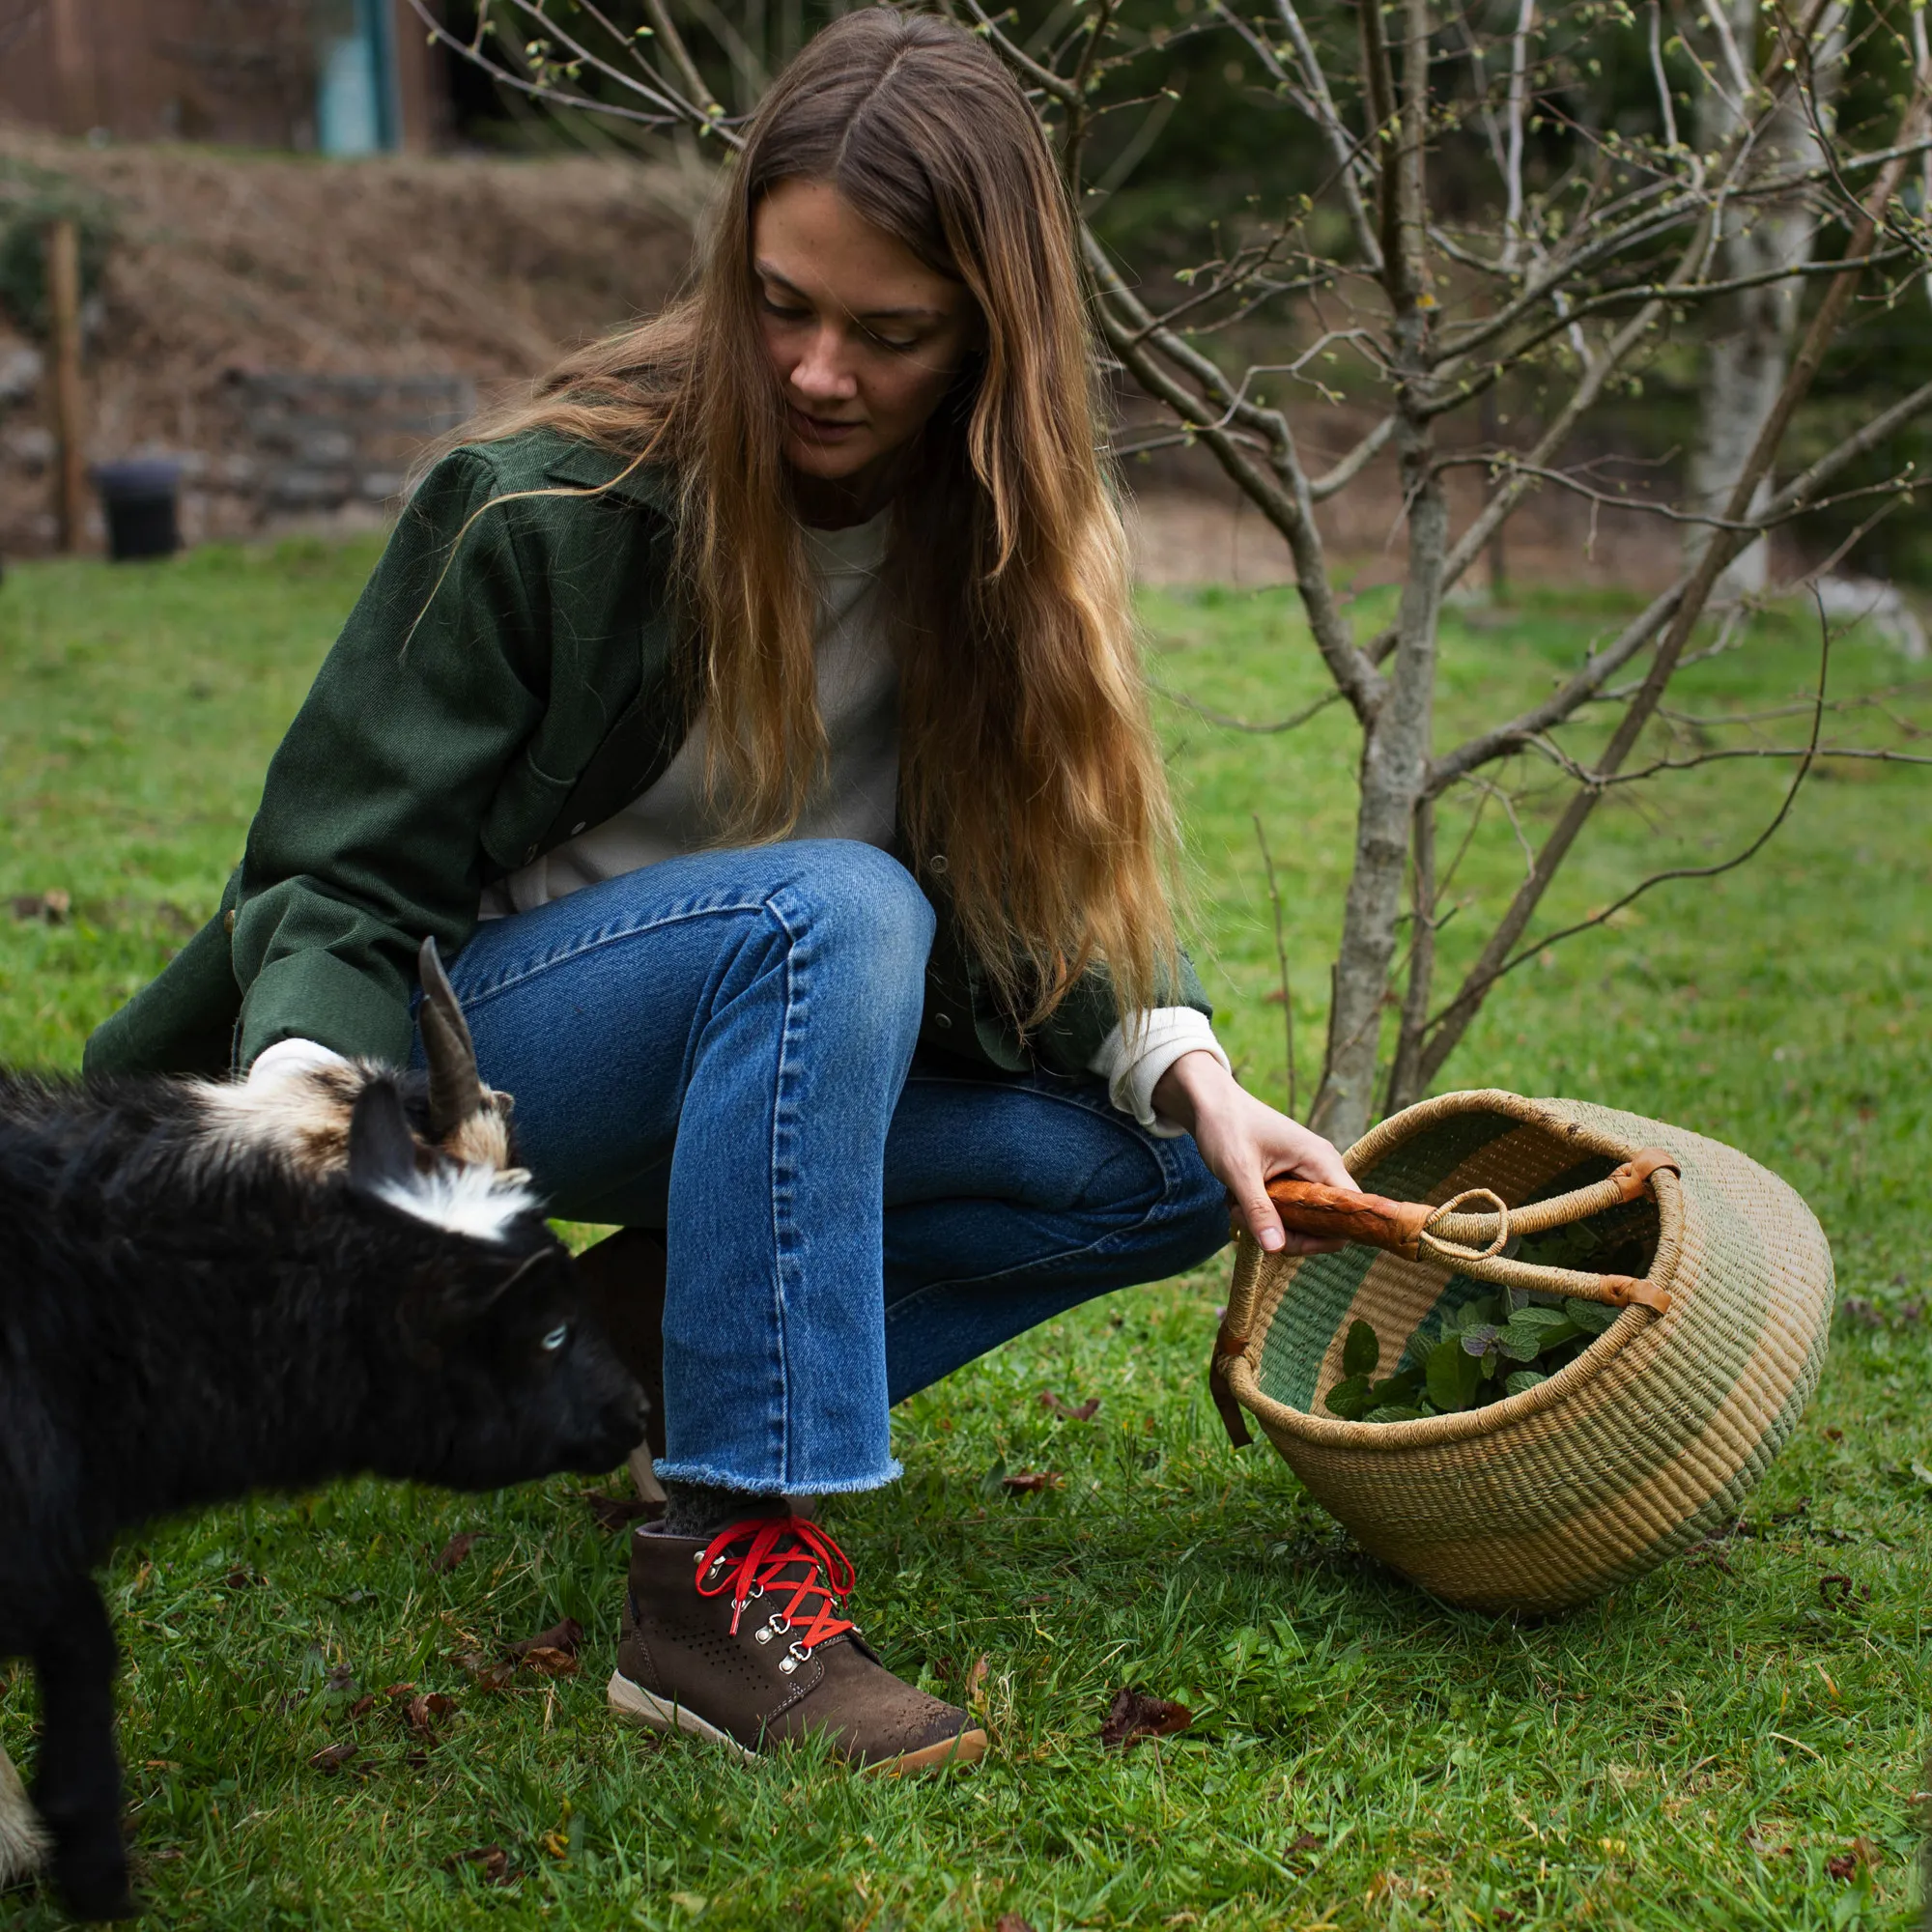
[223,908,236,935]
[525,844,538,863]
[935,1012,952,1030]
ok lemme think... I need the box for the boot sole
[607,1669,987,1776]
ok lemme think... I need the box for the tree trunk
[1687,0,1846,594]
[1309,415,1444,1147]
[1308,0,1442,1150]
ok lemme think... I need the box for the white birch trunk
[1687,0,1846,594]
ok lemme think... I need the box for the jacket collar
[539,434,681,520]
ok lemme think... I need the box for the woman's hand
[1151,1049,1358,1255]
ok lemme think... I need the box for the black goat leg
[31,1577,134,1921]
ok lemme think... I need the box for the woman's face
[753,178,980,503]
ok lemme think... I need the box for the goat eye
[541,1323,569,1352]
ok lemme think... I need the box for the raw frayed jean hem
[650,1458,905,1496]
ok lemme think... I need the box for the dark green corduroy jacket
[84,430,1208,1082]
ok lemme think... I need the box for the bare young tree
[410,0,1932,1147]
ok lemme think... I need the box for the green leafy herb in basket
[1323,1294,1621,1423]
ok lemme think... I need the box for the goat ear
[347,1078,420,1195]
[438,1247,551,1322]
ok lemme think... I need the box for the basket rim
[1229,1088,1685,1454]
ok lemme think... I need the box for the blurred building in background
[0,0,449,152]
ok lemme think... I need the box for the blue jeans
[421,841,1229,1495]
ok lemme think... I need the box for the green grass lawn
[1,537,1927,1930]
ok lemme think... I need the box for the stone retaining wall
[0,365,476,552]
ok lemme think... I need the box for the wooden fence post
[47,217,87,554]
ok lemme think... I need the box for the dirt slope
[0,128,701,550]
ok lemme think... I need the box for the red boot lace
[694,1517,859,1652]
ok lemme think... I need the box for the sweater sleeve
[1088,1008,1231,1137]
[229,449,550,1068]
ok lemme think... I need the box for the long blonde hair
[455,9,1179,1026]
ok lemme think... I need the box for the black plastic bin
[92,458,184,561]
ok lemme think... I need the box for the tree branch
[1430,616,1832,1009]
[1383,795,1436,1112]
[1427,584,1686,794]
[1081,231,1384,721]
[1268,0,1382,269]
[1419,88,1928,1084]
[1500,0,1537,271]
[1309,414,1398,498]
[1161,686,1346,733]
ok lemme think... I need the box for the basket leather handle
[1264,1146,1681,1315]
[1260,1179,1435,1254]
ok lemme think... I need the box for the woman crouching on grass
[89,9,1354,1773]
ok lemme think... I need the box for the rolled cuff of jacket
[1088,1008,1231,1138]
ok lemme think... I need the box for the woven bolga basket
[1209,1089,1834,1613]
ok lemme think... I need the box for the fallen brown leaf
[432,1532,483,1574]
[965,1654,990,1712]
[459,1617,589,1688]
[1000,1471,1063,1493]
[403,1691,457,1740]
[443,1844,513,1886]
[346,1693,378,1721]
[1287,1832,1323,1855]
[1099,1686,1194,1750]
[1038,1392,1101,1422]
[455,1651,516,1692]
[383,1681,416,1699]
[307,1742,358,1774]
[1827,1837,1878,1881]
[995,1917,1037,1932]
[583,1491,666,1531]
[505,1617,584,1662]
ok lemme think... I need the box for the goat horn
[417,937,490,1143]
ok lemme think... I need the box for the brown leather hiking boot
[609,1517,986,1774]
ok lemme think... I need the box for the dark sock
[661,1480,787,1539]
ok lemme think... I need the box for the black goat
[0,943,647,1920]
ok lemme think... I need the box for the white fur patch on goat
[0,1745,47,1883]
[195,1061,370,1179]
[369,1161,540,1245]
[194,1063,514,1182]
